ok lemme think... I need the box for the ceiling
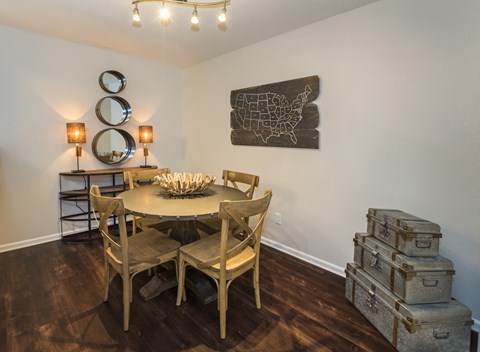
[0,0,379,68]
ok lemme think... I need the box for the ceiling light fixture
[160,1,170,20]
[191,5,199,25]
[132,4,141,23]
[132,0,231,28]
[218,2,227,23]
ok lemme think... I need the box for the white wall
[0,25,184,246]
[182,0,480,320]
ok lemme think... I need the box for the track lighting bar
[132,0,231,27]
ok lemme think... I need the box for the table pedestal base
[139,269,177,301]
[139,220,217,303]
[185,270,217,305]
[139,263,217,304]
[169,220,200,244]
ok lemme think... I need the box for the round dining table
[117,183,248,303]
[118,183,248,244]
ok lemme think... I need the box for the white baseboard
[473,318,480,333]
[0,233,61,253]
[0,217,129,253]
[261,236,345,277]
[0,226,97,253]
[474,319,480,352]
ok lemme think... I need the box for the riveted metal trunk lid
[366,208,441,257]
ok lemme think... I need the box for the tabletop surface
[118,184,248,221]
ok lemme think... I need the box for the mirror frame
[98,70,126,94]
[95,96,132,126]
[91,128,136,165]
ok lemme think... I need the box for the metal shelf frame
[59,167,154,242]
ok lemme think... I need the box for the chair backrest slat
[90,185,129,265]
[124,168,171,190]
[198,190,272,270]
[222,170,259,200]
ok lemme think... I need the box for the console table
[59,166,156,242]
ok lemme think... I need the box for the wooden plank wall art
[230,75,320,149]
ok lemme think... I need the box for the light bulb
[160,5,170,20]
[191,8,199,25]
[132,6,141,22]
[218,8,227,23]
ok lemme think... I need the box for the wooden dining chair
[90,185,181,331]
[176,189,272,339]
[195,170,260,235]
[124,168,174,235]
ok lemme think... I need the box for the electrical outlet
[275,213,282,225]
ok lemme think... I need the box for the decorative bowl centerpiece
[154,172,216,196]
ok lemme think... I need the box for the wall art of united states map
[230,75,320,149]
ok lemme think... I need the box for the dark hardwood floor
[0,236,471,351]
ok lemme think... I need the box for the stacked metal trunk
[345,208,473,351]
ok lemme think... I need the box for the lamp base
[140,165,154,168]
[71,169,86,173]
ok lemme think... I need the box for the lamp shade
[66,123,86,144]
[139,125,153,143]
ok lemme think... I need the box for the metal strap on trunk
[346,267,407,322]
[354,237,409,275]
[345,266,407,347]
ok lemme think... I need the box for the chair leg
[213,280,220,311]
[132,217,137,236]
[219,279,227,339]
[226,281,234,311]
[123,274,131,331]
[176,254,186,306]
[103,260,111,302]
[254,265,261,309]
[174,259,186,303]
[130,275,135,303]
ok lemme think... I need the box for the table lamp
[139,125,153,168]
[66,122,86,173]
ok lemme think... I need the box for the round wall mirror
[99,70,126,94]
[92,128,136,165]
[95,96,132,126]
